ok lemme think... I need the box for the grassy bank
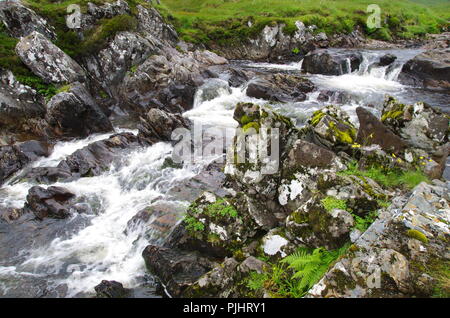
[155,0,449,44]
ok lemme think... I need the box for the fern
[281,245,349,293]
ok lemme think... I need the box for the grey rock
[303,50,362,75]
[0,1,56,39]
[46,82,113,138]
[15,32,85,84]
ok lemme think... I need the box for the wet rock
[24,186,76,220]
[142,245,215,297]
[18,167,73,184]
[356,107,407,154]
[246,74,314,102]
[15,32,85,84]
[195,79,231,104]
[399,48,450,91]
[94,280,130,298]
[378,54,397,66]
[57,132,141,179]
[227,68,251,88]
[0,69,46,138]
[46,83,113,138]
[308,181,450,298]
[0,140,51,185]
[303,50,362,75]
[381,97,449,152]
[137,108,190,144]
[0,1,56,39]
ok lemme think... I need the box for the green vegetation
[184,216,205,233]
[406,229,429,244]
[247,245,349,297]
[321,196,347,212]
[156,0,449,44]
[202,199,239,219]
[339,161,429,190]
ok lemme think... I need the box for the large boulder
[356,107,407,154]
[0,69,46,139]
[246,74,314,102]
[399,49,450,91]
[303,50,362,75]
[308,180,450,298]
[142,245,215,297]
[136,5,178,44]
[24,186,76,220]
[46,83,113,138]
[0,1,56,39]
[15,31,85,84]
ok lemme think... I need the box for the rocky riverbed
[0,0,449,298]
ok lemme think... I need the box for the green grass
[156,0,449,44]
[321,196,347,212]
[339,161,429,190]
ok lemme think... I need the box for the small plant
[406,229,428,244]
[291,47,300,54]
[352,210,377,232]
[204,199,238,219]
[184,216,205,233]
[321,196,347,212]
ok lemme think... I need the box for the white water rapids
[0,48,447,297]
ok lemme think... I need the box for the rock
[286,197,354,249]
[381,96,449,152]
[137,108,190,144]
[57,132,141,179]
[399,48,450,91]
[142,245,215,297]
[286,139,337,169]
[17,167,73,184]
[24,186,76,220]
[0,140,51,185]
[308,181,450,298]
[46,83,112,138]
[0,69,46,138]
[136,5,178,44]
[356,107,407,154]
[183,258,240,298]
[303,50,362,75]
[194,79,232,104]
[0,1,56,39]
[237,256,268,274]
[309,106,358,150]
[227,68,251,88]
[378,54,397,66]
[246,74,314,102]
[87,0,130,20]
[15,32,85,84]
[94,280,130,298]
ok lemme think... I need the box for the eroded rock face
[0,1,56,39]
[308,180,450,298]
[46,83,113,138]
[399,48,450,91]
[15,32,85,84]
[24,186,76,220]
[136,5,178,44]
[0,69,46,139]
[303,50,362,75]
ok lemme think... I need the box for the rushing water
[0,48,448,297]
